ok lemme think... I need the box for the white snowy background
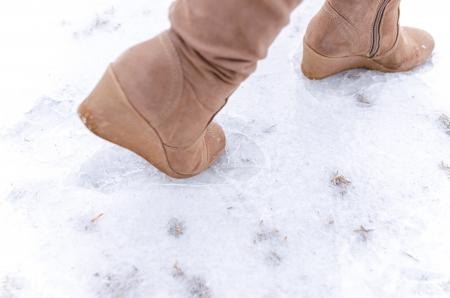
[1,0,450,297]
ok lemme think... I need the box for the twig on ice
[90,213,104,224]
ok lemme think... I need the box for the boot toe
[374,26,435,72]
[205,122,226,166]
[392,26,434,70]
[403,26,435,62]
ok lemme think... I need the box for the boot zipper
[369,0,391,58]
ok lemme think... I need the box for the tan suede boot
[78,0,302,178]
[302,0,435,79]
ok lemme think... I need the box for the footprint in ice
[77,145,161,192]
[5,97,74,140]
[3,97,81,162]
[77,120,266,188]
[212,132,266,183]
[302,68,394,105]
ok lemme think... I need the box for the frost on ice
[1,0,450,297]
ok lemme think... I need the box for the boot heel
[78,65,189,179]
[301,42,366,80]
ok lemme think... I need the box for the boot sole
[78,65,197,179]
[301,42,400,80]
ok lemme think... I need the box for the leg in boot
[302,0,435,79]
[78,0,302,178]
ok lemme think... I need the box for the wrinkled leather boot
[302,0,435,79]
[78,0,302,178]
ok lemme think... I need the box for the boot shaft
[170,0,302,80]
[305,0,400,57]
[113,0,303,147]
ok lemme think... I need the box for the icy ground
[1,0,450,297]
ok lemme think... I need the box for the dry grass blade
[90,213,104,224]
[172,262,185,278]
[354,225,374,241]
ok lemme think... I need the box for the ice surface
[1,0,450,297]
